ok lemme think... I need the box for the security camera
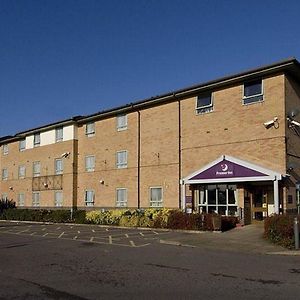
[264,117,278,128]
[290,120,300,127]
[9,186,13,190]
[61,152,70,158]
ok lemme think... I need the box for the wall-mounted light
[9,186,13,190]
[99,180,104,185]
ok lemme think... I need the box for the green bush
[0,199,16,214]
[264,214,298,249]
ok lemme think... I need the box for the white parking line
[43,233,48,237]
[57,227,61,230]
[73,236,78,240]
[92,229,95,233]
[109,236,112,244]
[16,229,29,234]
[125,233,129,238]
[58,232,64,238]
[77,230,81,233]
[30,232,36,236]
[106,228,109,231]
[42,228,46,231]
[130,240,136,247]
[90,237,94,242]
[139,232,144,236]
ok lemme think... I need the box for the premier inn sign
[190,159,267,180]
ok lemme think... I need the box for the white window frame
[85,155,95,172]
[2,144,8,155]
[18,193,25,206]
[54,191,63,207]
[116,114,128,131]
[55,127,63,142]
[242,79,264,105]
[2,168,8,180]
[33,161,41,177]
[116,150,128,169]
[19,139,26,151]
[32,192,40,207]
[86,122,95,137]
[85,190,95,207]
[116,188,128,207]
[33,133,40,147]
[195,93,213,115]
[55,158,63,175]
[18,165,26,179]
[149,187,163,208]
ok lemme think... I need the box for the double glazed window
[116,151,127,169]
[150,187,163,208]
[116,115,127,131]
[2,144,8,155]
[54,191,63,207]
[85,190,94,207]
[18,165,26,179]
[86,122,95,137]
[55,159,63,175]
[55,127,63,142]
[34,133,40,147]
[19,139,26,151]
[2,168,8,180]
[18,193,25,206]
[32,192,40,207]
[196,93,213,114]
[243,79,263,105]
[33,161,41,177]
[197,184,238,216]
[85,156,95,172]
[116,188,127,207]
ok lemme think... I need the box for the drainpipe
[274,176,279,214]
[178,99,182,209]
[137,110,141,209]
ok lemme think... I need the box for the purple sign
[190,159,267,180]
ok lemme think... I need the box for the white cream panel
[63,125,77,141]
[26,136,34,149]
[41,130,55,146]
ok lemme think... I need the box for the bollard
[70,207,73,221]
[294,217,299,250]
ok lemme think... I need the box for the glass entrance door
[252,189,267,221]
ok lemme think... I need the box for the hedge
[0,209,86,224]
[0,207,238,232]
[264,214,299,249]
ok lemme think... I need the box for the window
[197,184,238,216]
[54,191,63,207]
[117,115,128,131]
[34,133,40,147]
[19,139,26,151]
[2,144,8,155]
[85,155,95,172]
[55,127,63,142]
[150,187,163,208]
[33,161,41,177]
[32,192,40,207]
[86,122,95,137]
[18,165,26,179]
[18,193,25,206]
[243,79,263,105]
[85,190,94,207]
[196,93,213,114]
[2,168,8,180]
[116,150,127,169]
[116,188,127,207]
[55,159,63,175]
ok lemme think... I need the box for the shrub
[264,214,298,249]
[0,199,16,214]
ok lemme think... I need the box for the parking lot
[0,221,173,248]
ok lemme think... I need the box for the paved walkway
[160,223,300,255]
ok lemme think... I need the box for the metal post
[273,177,279,214]
[70,207,73,221]
[294,218,299,250]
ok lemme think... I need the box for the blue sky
[1,0,300,136]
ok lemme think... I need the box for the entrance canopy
[183,155,282,184]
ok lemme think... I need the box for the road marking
[90,237,94,242]
[92,229,95,233]
[139,232,144,236]
[30,232,36,236]
[77,230,80,233]
[130,240,136,247]
[70,226,73,229]
[56,227,61,230]
[106,228,109,231]
[153,231,159,235]
[125,233,129,238]
[42,228,46,231]
[109,236,112,244]
[43,233,48,237]
[16,229,29,234]
[73,236,78,240]
[58,232,64,238]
